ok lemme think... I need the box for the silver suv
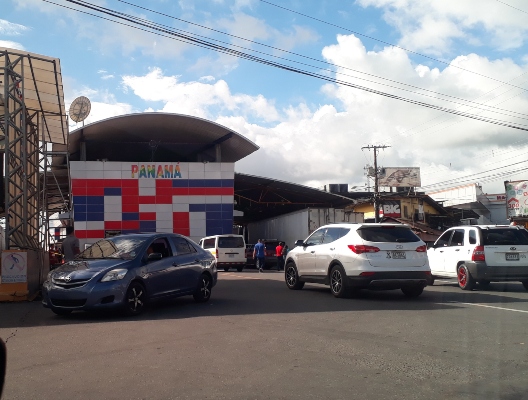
[285,223,431,298]
[427,225,528,290]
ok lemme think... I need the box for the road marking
[449,301,528,314]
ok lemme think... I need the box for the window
[202,238,215,249]
[148,238,172,258]
[322,228,350,244]
[482,229,528,246]
[305,229,325,246]
[218,236,245,248]
[469,230,477,245]
[435,231,452,247]
[357,226,420,243]
[171,237,196,255]
[448,229,465,246]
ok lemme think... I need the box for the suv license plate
[391,251,406,259]
[505,253,519,261]
[228,254,234,258]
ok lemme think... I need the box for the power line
[44,0,528,133]
[96,0,528,121]
[259,0,528,94]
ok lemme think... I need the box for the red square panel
[122,221,140,230]
[156,180,172,188]
[89,179,106,187]
[172,212,189,221]
[86,230,105,239]
[71,179,87,188]
[173,219,190,230]
[90,187,105,196]
[172,188,189,196]
[122,195,139,205]
[156,187,173,196]
[72,187,88,196]
[122,204,139,213]
[139,196,156,204]
[76,230,87,239]
[189,188,206,196]
[122,187,139,196]
[139,212,156,221]
[156,196,173,204]
[104,221,122,230]
[122,179,139,187]
[103,179,122,188]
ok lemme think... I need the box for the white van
[199,235,246,272]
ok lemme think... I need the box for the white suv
[284,223,431,298]
[427,225,528,290]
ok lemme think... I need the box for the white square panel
[103,162,122,171]
[190,228,206,238]
[188,196,205,204]
[104,197,122,205]
[86,221,105,230]
[85,161,104,171]
[69,161,84,172]
[173,195,190,204]
[103,170,122,179]
[204,163,219,172]
[221,163,235,172]
[205,196,222,204]
[104,204,122,213]
[204,171,222,179]
[221,171,235,179]
[86,170,104,179]
[188,163,205,172]
[139,204,157,212]
[156,204,172,212]
[74,221,87,230]
[104,212,122,221]
[156,212,173,221]
[189,171,205,179]
[172,204,189,212]
[189,212,206,222]
[221,195,234,204]
[156,220,173,230]
[139,187,156,196]
[139,179,156,188]
[70,169,86,179]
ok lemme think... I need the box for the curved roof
[64,113,258,163]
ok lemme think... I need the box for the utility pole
[362,144,391,223]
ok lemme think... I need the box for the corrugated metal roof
[0,47,67,144]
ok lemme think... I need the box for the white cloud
[357,0,528,54]
[0,40,25,50]
[0,19,29,36]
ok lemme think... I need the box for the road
[1,271,528,400]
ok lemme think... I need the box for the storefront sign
[1,251,28,283]
[131,163,182,179]
[505,181,528,217]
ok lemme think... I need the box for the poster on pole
[1,251,28,284]
[378,167,421,187]
[505,180,528,218]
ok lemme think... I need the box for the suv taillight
[472,246,485,262]
[416,245,426,252]
[348,245,380,254]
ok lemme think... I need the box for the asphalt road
[1,271,528,400]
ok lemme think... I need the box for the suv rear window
[482,229,528,246]
[218,237,245,248]
[357,226,420,243]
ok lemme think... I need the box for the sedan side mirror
[295,239,305,247]
[147,253,163,261]
[0,338,6,399]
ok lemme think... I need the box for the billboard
[1,251,27,283]
[378,168,421,187]
[505,180,528,218]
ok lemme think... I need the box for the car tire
[521,281,528,291]
[329,265,350,298]
[124,281,147,316]
[193,274,213,303]
[51,308,72,316]
[285,262,304,290]
[479,280,491,289]
[223,267,229,272]
[401,285,424,298]
[237,266,244,272]
[457,264,475,290]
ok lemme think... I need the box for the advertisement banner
[505,181,528,218]
[1,251,28,284]
[380,200,401,218]
[379,167,421,187]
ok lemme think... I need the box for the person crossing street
[253,239,265,273]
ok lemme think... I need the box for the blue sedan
[42,233,217,316]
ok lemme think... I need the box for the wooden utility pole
[362,144,391,222]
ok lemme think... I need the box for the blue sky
[3,0,528,196]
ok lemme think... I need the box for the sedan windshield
[78,237,147,259]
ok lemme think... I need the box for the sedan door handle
[455,249,460,251]
[310,251,315,254]
[330,248,335,251]
[172,262,179,267]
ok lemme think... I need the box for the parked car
[427,225,528,290]
[284,223,430,298]
[42,233,217,316]
[199,234,246,272]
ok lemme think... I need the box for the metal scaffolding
[0,48,68,251]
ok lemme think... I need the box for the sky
[2,0,528,198]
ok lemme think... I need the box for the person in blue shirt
[253,238,265,273]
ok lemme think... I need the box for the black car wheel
[194,274,212,303]
[457,264,475,291]
[51,308,72,316]
[401,285,424,298]
[124,281,147,316]
[330,265,350,298]
[285,262,304,290]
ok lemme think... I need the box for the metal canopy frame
[0,48,68,251]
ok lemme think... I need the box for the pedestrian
[61,226,80,262]
[253,238,265,273]
[276,241,284,271]
[282,244,289,257]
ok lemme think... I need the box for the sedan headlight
[100,269,128,282]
